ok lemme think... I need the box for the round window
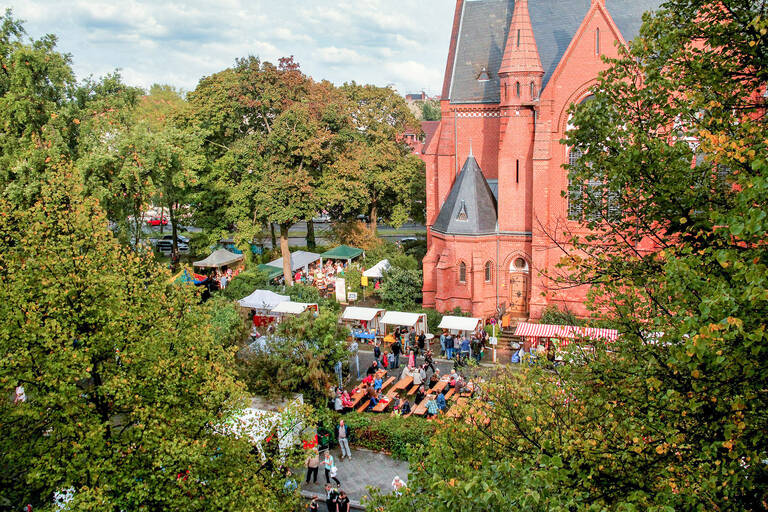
[514,258,527,271]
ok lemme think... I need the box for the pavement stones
[299,446,408,510]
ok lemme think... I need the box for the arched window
[530,82,536,99]
[459,262,467,283]
[595,28,600,55]
[568,149,584,219]
[484,261,493,282]
[516,29,521,47]
[515,82,520,97]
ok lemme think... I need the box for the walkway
[299,446,408,510]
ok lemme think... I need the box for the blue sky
[8,0,454,95]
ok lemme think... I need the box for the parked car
[155,235,190,254]
[147,217,168,226]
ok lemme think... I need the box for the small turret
[498,0,544,107]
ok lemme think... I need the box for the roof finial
[469,138,474,158]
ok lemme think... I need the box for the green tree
[0,170,303,511]
[371,0,768,510]
[237,310,348,403]
[335,83,426,233]
[379,266,422,310]
[421,98,441,121]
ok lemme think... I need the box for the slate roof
[432,155,498,235]
[448,0,662,103]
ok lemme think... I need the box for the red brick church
[421,0,660,320]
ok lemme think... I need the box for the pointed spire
[498,0,543,76]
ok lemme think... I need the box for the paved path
[299,446,408,510]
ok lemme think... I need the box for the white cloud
[6,0,454,96]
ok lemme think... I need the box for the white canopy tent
[267,251,322,273]
[438,315,482,333]
[363,259,391,279]
[193,248,244,268]
[270,301,319,316]
[342,306,385,333]
[380,311,429,335]
[238,290,290,311]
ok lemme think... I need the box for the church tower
[497,0,543,233]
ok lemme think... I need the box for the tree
[335,83,426,233]
[379,267,422,310]
[0,170,304,511]
[0,9,75,205]
[371,0,768,510]
[421,98,441,121]
[237,310,348,403]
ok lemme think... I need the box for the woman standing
[323,451,340,485]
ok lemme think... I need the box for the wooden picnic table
[391,376,413,392]
[348,387,368,408]
[431,380,448,394]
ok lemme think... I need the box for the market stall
[270,301,319,317]
[513,322,618,350]
[256,264,284,282]
[321,245,364,264]
[438,315,482,334]
[238,289,290,329]
[267,251,322,273]
[341,306,385,339]
[380,311,429,336]
[193,248,244,269]
[363,259,390,279]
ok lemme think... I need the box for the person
[334,391,344,413]
[367,390,380,410]
[336,419,352,460]
[445,333,455,359]
[325,484,339,512]
[337,490,351,512]
[284,469,298,492]
[428,370,440,389]
[411,364,423,386]
[391,394,402,413]
[426,395,439,418]
[341,390,353,408]
[417,332,426,356]
[448,369,458,388]
[439,330,446,356]
[436,391,447,411]
[460,336,471,363]
[418,365,427,386]
[373,338,381,362]
[366,360,378,376]
[471,336,482,363]
[380,350,389,370]
[305,448,320,483]
[308,495,320,512]
[408,328,416,352]
[387,351,395,368]
[400,399,412,415]
[391,338,402,369]
[323,451,340,485]
[547,342,556,363]
[415,385,426,404]
[392,475,406,496]
[373,375,383,392]
[424,348,436,374]
[407,349,415,369]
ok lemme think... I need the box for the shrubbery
[318,411,437,461]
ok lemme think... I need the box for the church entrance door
[509,258,530,315]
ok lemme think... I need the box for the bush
[220,269,269,300]
[379,267,422,310]
[318,411,437,461]
[422,308,443,333]
[205,295,249,347]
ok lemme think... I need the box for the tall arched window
[459,262,467,283]
[595,28,600,55]
[484,261,493,282]
[515,82,521,97]
[568,149,584,219]
[530,82,536,99]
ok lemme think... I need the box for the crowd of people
[304,419,356,512]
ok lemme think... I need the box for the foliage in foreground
[0,171,302,511]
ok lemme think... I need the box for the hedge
[319,411,437,461]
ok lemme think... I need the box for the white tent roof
[381,311,425,327]
[267,251,322,272]
[193,248,244,268]
[238,289,290,311]
[363,259,391,278]
[438,315,482,332]
[342,307,385,322]
[271,302,318,315]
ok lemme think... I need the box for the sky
[8,0,455,96]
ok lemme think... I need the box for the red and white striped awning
[514,322,618,341]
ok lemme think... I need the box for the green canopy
[321,245,364,261]
[257,264,284,281]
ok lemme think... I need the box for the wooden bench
[356,399,371,413]
[407,384,420,396]
[379,376,395,393]
[444,388,456,400]
[431,380,448,395]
